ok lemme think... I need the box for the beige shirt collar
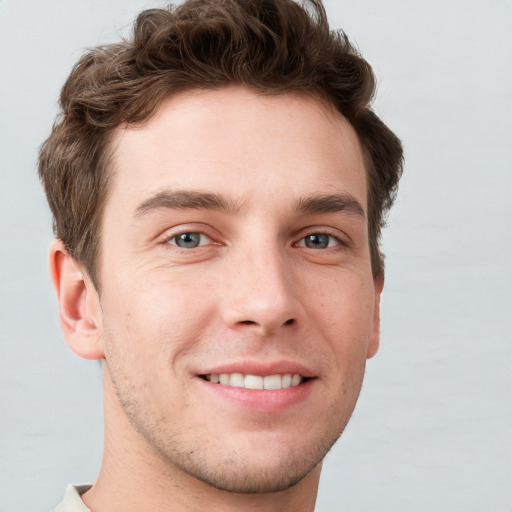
[54,485,92,512]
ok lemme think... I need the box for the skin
[50,87,383,512]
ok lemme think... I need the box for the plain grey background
[1,1,511,511]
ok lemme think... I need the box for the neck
[82,368,321,512]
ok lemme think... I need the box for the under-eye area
[200,373,311,390]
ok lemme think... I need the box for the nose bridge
[222,236,299,335]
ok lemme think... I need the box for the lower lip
[197,377,315,413]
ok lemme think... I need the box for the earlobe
[49,239,105,360]
[367,274,384,359]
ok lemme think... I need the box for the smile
[202,373,307,390]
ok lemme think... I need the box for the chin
[152,428,340,494]
[179,455,320,494]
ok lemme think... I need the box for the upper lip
[197,360,317,378]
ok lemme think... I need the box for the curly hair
[38,0,403,286]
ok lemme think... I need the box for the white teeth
[291,374,302,386]
[205,373,304,389]
[263,374,282,390]
[281,374,292,388]
[245,375,264,389]
[229,373,245,387]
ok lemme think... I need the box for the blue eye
[302,233,338,249]
[169,232,208,249]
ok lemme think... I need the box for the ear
[367,273,384,359]
[49,239,104,360]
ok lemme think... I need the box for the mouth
[200,373,310,390]
[197,365,316,412]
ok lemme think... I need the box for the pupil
[305,234,329,249]
[176,232,200,248]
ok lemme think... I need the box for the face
[95,87,381,493]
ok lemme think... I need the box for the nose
[221,245,301,337]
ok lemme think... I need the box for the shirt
[54,485,92,512]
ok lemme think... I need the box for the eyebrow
[294,193,366,219]
[135,190,241,217]
[134,189,365,220]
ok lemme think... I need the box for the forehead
[108,87,367,213]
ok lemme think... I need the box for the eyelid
[296,234,342,249]
[166,232,212,247]
[294,227,350,248]
[158,224,219,247]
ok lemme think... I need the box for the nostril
[235,318,296,332]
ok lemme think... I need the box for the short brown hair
[39,0,403,286]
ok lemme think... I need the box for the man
[39,0,403,510]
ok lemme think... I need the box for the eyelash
[295,230,347,250]
[163,231,213,249]
[161,228,347,251]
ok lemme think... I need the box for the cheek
[310,272,376,360]
[100,273,216,365]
